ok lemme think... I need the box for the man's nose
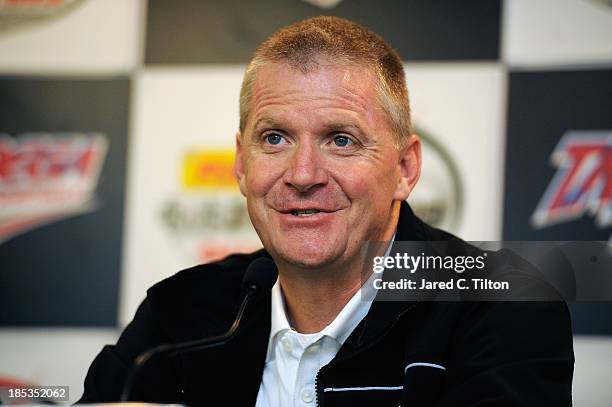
[283,142,329,192]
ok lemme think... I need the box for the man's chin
[271,245,343,270]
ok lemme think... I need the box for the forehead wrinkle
[254,65,374,108]
[281,91,374,119]
[250,65,383,133]
[253,93,369,124]
[302,93,376,132]
[251,87,301,112]
[252,101,375,139]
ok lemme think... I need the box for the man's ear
[234,132,247,197]
[393,134,421,201]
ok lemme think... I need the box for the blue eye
[265,134,283,145]
[333,135,352,147]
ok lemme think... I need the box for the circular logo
[408,127,464,233]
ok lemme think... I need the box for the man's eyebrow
[322,122,369,138]
[250,118,367,138]
[323,122,362,132]
[252,116,281,131]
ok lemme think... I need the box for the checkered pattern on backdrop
[0,0,611,334]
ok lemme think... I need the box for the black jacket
[79,203,574,406]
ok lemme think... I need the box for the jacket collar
[334,201,432,357]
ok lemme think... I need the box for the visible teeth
[292,209,320,216]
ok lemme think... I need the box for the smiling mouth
[291,209,321,217]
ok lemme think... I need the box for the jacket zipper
[315,363,331,407]
[334,303,417,365]
[314,303,417,406]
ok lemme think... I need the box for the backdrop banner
[503,69,612,334]
[0,77,130,326]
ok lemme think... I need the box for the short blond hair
[239,16,412,144]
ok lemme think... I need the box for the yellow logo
[182,150,237,190]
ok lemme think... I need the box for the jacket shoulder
[148,249,268,295]
[145,249,270,341]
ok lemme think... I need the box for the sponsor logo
[0,132,108,243]
[182,150,237,190]
[409,127,464,233]
[532,130,612,238]
[0,0,84,32]
[160,149,261,263]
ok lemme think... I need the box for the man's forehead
[252,59,377,96]
[248,61,381,121]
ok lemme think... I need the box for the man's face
[235,59,420,270]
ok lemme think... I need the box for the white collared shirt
[255,237,393,407]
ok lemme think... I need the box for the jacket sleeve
[434,300,574,406]
[77,298,182,404]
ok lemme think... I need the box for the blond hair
[239,16,411,144]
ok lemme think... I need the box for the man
[80,17,573,406]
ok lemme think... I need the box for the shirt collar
[265,231,396,362]
[269,278,292,343]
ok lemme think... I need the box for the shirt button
[280,335,293,352]
[301,386,315,403]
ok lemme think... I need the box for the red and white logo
[531,131,612,237]
[0,132,107,243]
[0,0,85,31]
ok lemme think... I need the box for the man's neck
[276,203,401,334]
[279,268,363,333]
